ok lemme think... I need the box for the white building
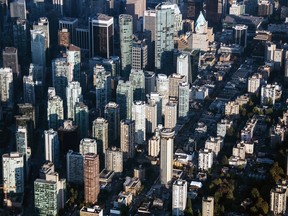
[132,101,146,145]
[148,136,160,157]
[191,85,209,100]
[52,58,69,100]
[225,101,239,117]
[198,148,213,171]
[31,29,46,67]
[145,102,157,134]
[66,81,82,120]
[172,180,187,216]
[261,83,282,105]
[164,101,177,129]
[105,147,123,173]
[156,74,169,96]
[178,82,189,118]
[92,117,109,155]
[217,118,233,138]
[47,95,64,130]
[248,73,261,94]
[204,136,224,157]
[0,68,14,108]
[79,138,97,155]
[270,185,287,215]
[229,2,245,15]
[23,75,35,105]
[202,196,214,216]
[66,150,83,184]
[44,129,60,166]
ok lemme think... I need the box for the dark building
[183,0,203,20]
[2,47,20,78]
[205,0,223,26]
[18,103,37,128]
[58,120,79,155]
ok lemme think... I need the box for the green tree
[269,162,285,183]
[251,188,260,199]
[184,197,193,216]
[221,155,229,165]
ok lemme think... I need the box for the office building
[233,24,248,48]
[0,68,14,108]
[202,196,214,216]
[59,17,79,44]
[169,73,185,98]
[15,126,29,158]
[248,74,261,94]
[31,29,46,67]
[132,101,146,145]
[148,136,160,157]
[29,63,44,84]
[18,103,36,129]
[164,101,177,129]
[172,180,187,216]
[258,0,273,17]
[44,129,60,166]
[104,102,120,144]
[205,136,224,157]
[105,147,123,173]
[229,2,245,15]
[155,3,180,72]
[119,14,133,78]
[47,95,64,130]
[178,82,189,119]
[15,115,34,149]
[58,120,79,154]
[23,75,35,105]
[84,153,100,204]
[160,128,174,187]
[146,102,157,134]
[177,54,192,84]
[89,14,114,58]
[94,65,111,115]
[206,0,223,25]
[10,0,26,19]
[129,69,145,101]
[2,47,20,78]
[33,17,50,51]
[52,58,69,100]
[147,92,163,124]
[80,206,104,216]
[116,80,133,120]
[261,84,281,105]
[12,18,29,63]
[80,138,97,155]
[156,74,169,96]
[67,150,84,184]
[120,119,135,159]
[66,81,82,120]
[2,152,24,194]
[144,71,156,95]
[52,0,63,15]
[67,44,81,81]
[198,148,213,171]
[92,118,108,154]
[132,39,148,70]
[58,28,70,48]
[285,51,288,82]
[183,0,202,20]
[75,102,89,139]
[75,27,89,51]
[126,0,146,32]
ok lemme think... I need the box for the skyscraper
[164,101,177,129]
[126,0,146,32]
[129,69,145,101]
[59,17,79,45]
[202,196,214,216]
[132,101,146,145]
[132,39,148,70]
[144,71,156,95]
[67,44,81,81]
[172,180,188,215]
[206,0,223,25]
[105,147,123,173]
[66,81,82,120]
[23,75,35,105]
[31,29,46,67]
[84,153,100,204]
[92,117,109,155]
[2,47,20,78]
[33,17,50,51]
[75,102,89,139]
[144,10,156,70]
[10,0,26,19]
[232,24,248,48]
[178,82,189,119]
[116,80,133,120]
[104,102,120,144]
[52,58,69,100]
[47,95,64,130]
[168,73,185,98]
[2,152,24,195]
[160,128,174,187]
[89,14,114,58]
[145,102,157,134]
[79,138,98,155]
[58,120,79,154]
[44,129,60,166]
[120,119,135,159]
[0,67,14,108]
[147,92,163,124]
[119,14,133,78]
[156,74,169,96]
[177,53,192,84]
[66,150,84,184]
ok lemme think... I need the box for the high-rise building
[94,65,111,115]
[92,117,109,155]
[52,58,69,100]
[119,14,133,78]
[183,0,202,20]
[132,39,148,70]
[248,74,261,94]
[67,44,81,81]
[67,150,84,184]
[29,63,44,84]
[270,185,287,215]
[58,120,79,154]
[144,10,156,70]
[229,2,245,16]
[33,17,50,51]
[258,0,273,17]
[232,24,248,48]
[80,138,97,155]
[129,69,145,101]
[178,82,189,119]
[146,102,157,134]
[156,74,169,96]
[80,206,104,216]
[31,29,46,67]
[15,115,34,148]
[120,119,135,159]
[10,0,26,19]
[58,28,70,48]
[172,180,188,216]
[160,128,174,187]
[34,162,66,215]
[2,152,24,194]
[89,14,114,58]
[66,81,82,120]
[0,67,14,108]
[169,73,185,98]
[75,27,89,52]
[44,129,60,166]
[12,18,29,64]
[202,196,214,216]
[155,3,181,72]
[147,92,162,124]
[148,136,160,157]
[105,146,123,173]
[47,95,64,130]
[284,51,288,82]
[23,75,35,105]
[75,102,89,139]
[2,47,20,78]
[177,54,192,84]
[104,102,120,144]
[144,71,156,95]
[53,0,63,15]
[116,80,133,120]
[84,153,100,204]
[59,17,79,44]
[198,148,213,171]
[132,101,146,145]
[164,101,177,129]
[206,0,223,25]
[126,0,146,32]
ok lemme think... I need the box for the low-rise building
[204,136,224,157]
[123,177,141,195]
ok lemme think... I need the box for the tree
[269,162,285,183]
[221,155,229,165]
[184,198,193,216]
[251,188,260,199]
